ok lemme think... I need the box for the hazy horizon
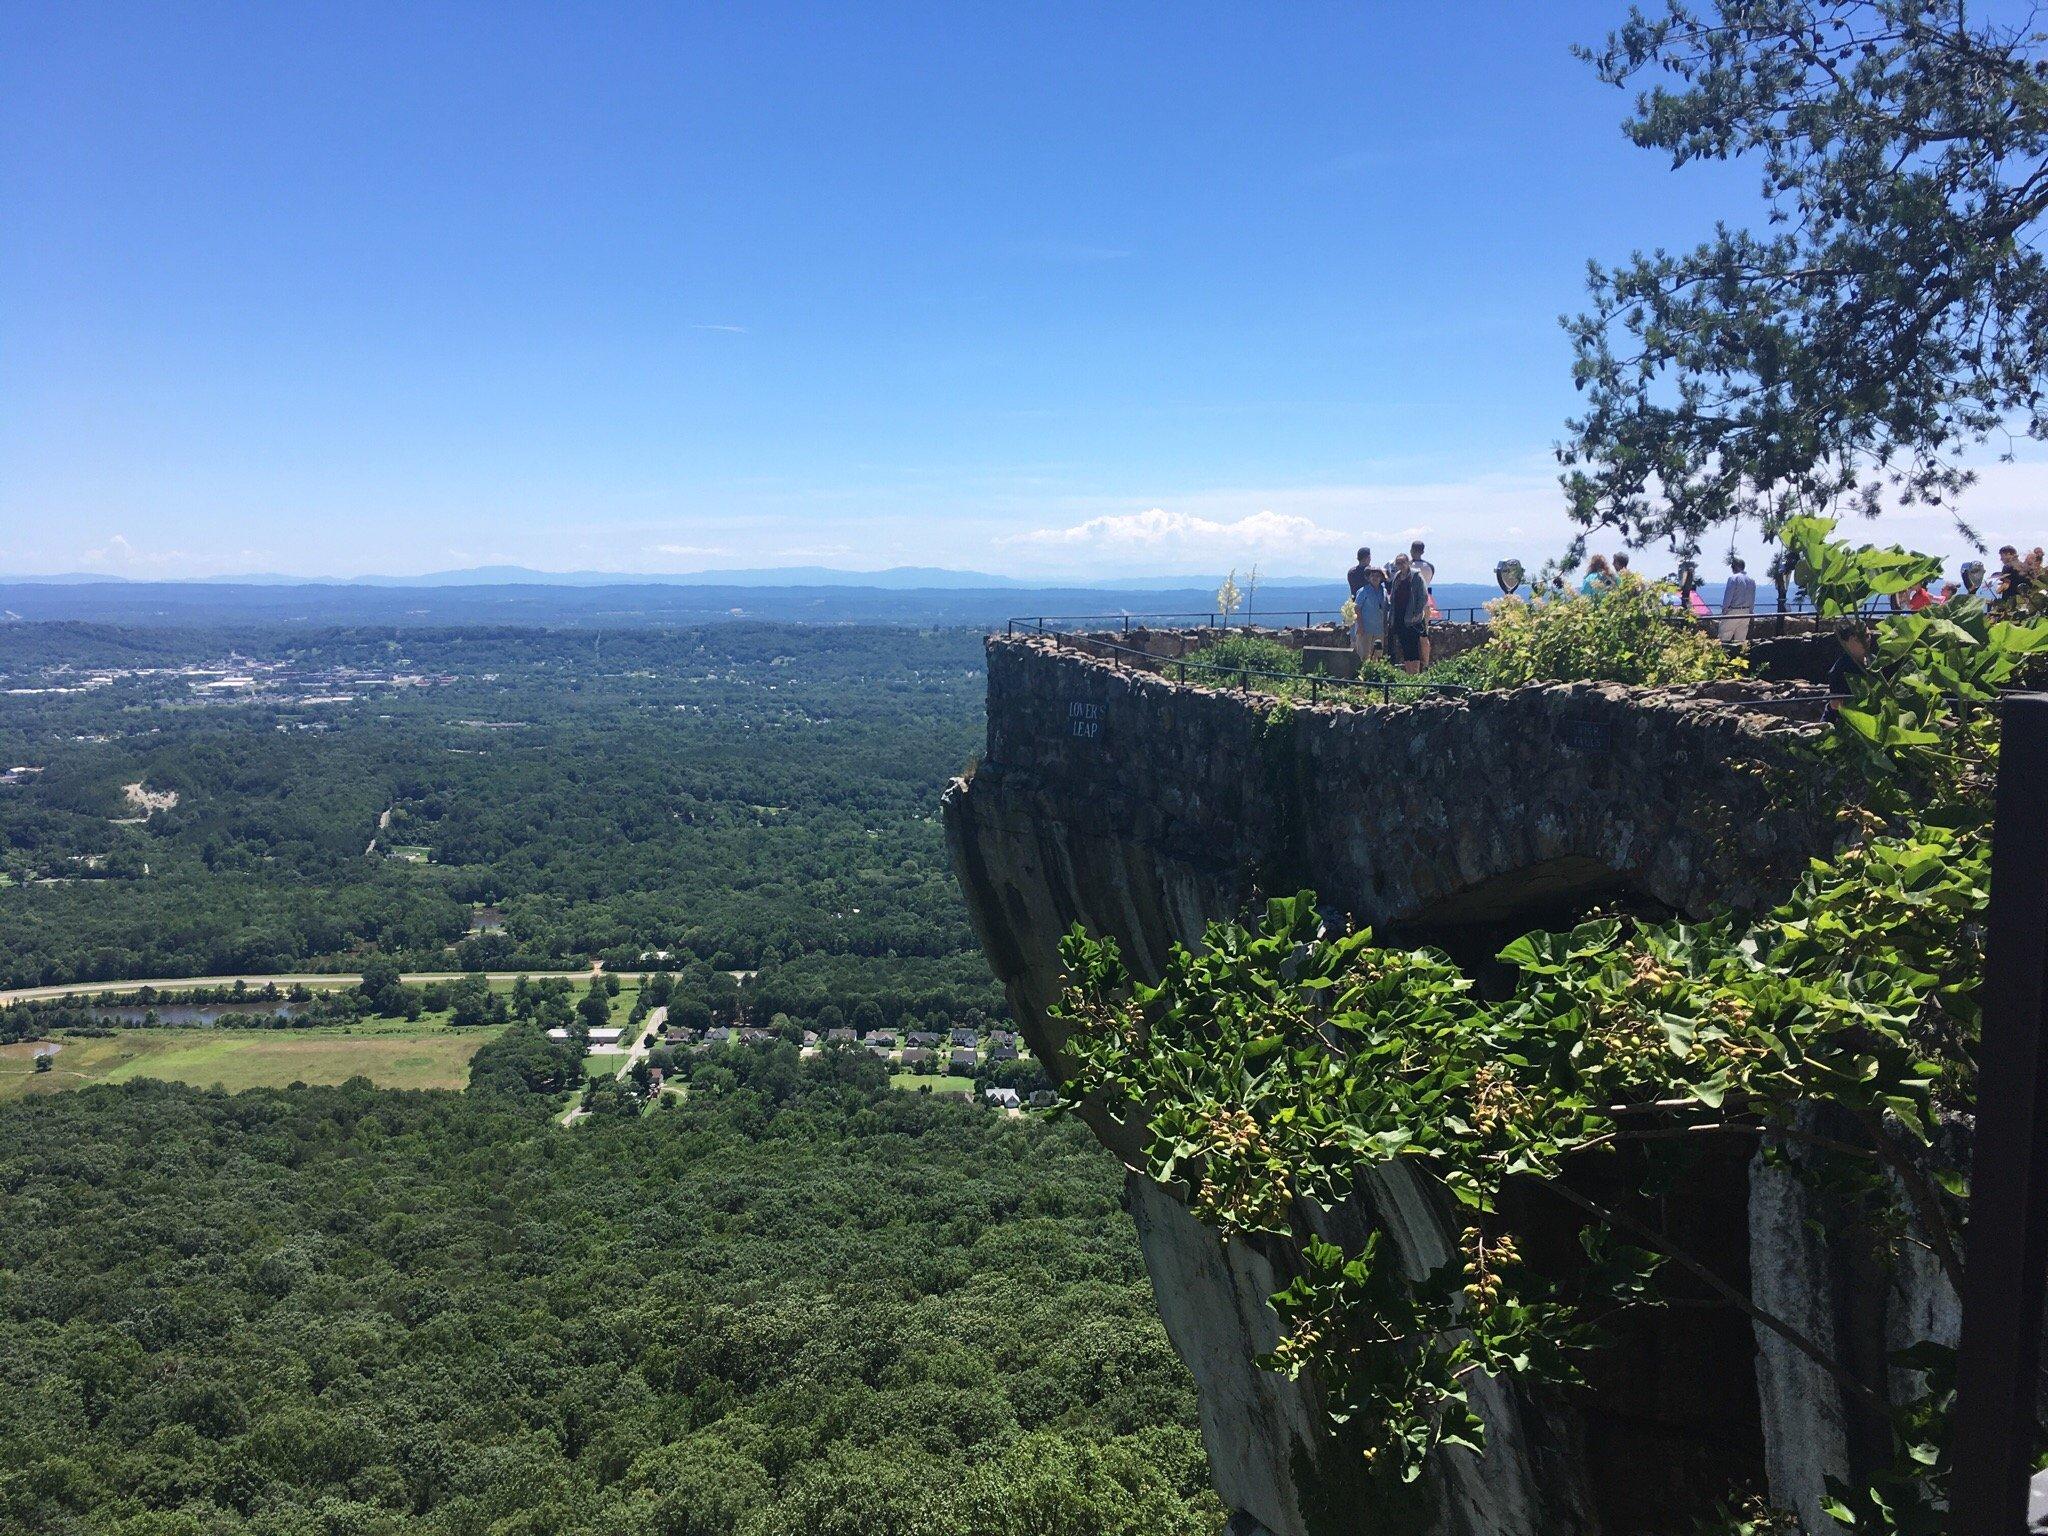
[8,3,2048,585]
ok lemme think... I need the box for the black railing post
[1952,692,2048,1535]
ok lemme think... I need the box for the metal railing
[1047,630,1472,706]
[1004,596,1837,637]
[1005,608,1348,637]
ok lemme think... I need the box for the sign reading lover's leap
[1562,717,1614,753]
[1066,700,1104,741]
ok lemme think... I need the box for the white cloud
[1007,507,1348,558]
[990,464,1574,577]
[691,323,747,334]
[651,542,731,559]
[81,533,192,571]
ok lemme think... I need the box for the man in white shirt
[1721,557,1757,644]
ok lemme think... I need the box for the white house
[547,1026,625,1047]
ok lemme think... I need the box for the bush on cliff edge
[1477,579,1739,688]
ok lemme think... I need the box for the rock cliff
[942,632,1957,1535]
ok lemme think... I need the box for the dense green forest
[0,619,1226,1532]
[0,1051,1217,1535]
[0,624,1001,1025]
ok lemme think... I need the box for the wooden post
[1952,692,2048,1534]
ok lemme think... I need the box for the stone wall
[943,635,1954,1535]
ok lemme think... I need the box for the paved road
[627,1006,667,1071]
[0,966,633,1006]
[561,1004,666,1128]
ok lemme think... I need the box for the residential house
[950,1048,977,1074]
[545,1025,623,1047]
[983,1087,1021,1109]
[950,1027,979,1047]
[900,1047,934,1069]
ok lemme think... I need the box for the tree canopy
[0,1060,1219,1535]
[1561,0,2048,555]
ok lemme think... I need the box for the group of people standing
[1342,538,2041,678]
[1345,542,1435,673]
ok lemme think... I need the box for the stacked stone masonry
[943,632,1958,1536]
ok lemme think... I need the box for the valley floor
[0,1019,504,1099]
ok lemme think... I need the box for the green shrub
[1191,633,1299,679]
[1354,651,1493,693]
[1476,581,1738,687]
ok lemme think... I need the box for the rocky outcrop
[951,636,1834,1061]
[943,632,1952,1534]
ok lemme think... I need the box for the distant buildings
[547,1025,624,1047]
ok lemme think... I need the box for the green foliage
[1051,523,2043,1526]
[1053,883,1935,1496]
[1189,633,1299,679]
[0,1064,1220,1534]
[445,971,502,1028]
[0,624,1006,1028]
[466,1020,583,1096]
[1818,1343,1956,1535]
[1561,1,2048,552]
[1475,580,1740,686]
[1785,515,2048,820]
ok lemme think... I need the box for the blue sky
[6,2,2045,582]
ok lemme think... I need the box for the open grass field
[889,1072,976,1095]
[0,1022,505,1101]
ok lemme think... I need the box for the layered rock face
[942,633,1955,1535]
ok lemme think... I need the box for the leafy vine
[1050,520,2047,1529]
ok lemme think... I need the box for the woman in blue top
[1351,566,1388,662]
[1580,554,1616,597]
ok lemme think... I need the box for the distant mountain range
[0,564,1345,592]
[0,575,1510,630]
